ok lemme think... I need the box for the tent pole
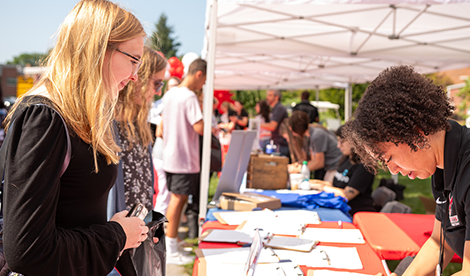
[345,83,352,121]
[315,85,319,104]
[199,0,218,236]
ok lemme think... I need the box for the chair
[372,186,396,209]
[380,201,412,213]
[325,118,341,132]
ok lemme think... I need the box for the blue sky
[0,0,207,64]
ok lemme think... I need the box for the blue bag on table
[254,191,351,214]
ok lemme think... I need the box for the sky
[0,0,207,64]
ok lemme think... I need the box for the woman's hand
[110,210,149,250]
[288,163,301,174]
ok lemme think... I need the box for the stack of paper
[274,246,363,270]
[301,228,365,244]
[307,271,373,276]
[200,229,318,252]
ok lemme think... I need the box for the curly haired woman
[343,65,467,276]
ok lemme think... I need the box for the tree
[149,13,181,58]
[7,53,47,66]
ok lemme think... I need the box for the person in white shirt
[158,59,206,264]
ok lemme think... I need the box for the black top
[271,102,288,147]
[333,158,375,216]
[293,100,319,123]
[233,108,248,130]
[3,96,125,276]
[433,120,470,259]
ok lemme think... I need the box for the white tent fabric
[202,0,470,89]
[198,0,470,225]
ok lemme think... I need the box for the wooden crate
[246,154,289,190]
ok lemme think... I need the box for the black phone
[126,203,148,220]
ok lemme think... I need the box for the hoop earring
[417,142,427,149]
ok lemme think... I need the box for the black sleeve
[3,105,126,276]
[346,164,375,194]
[241,109,248,118]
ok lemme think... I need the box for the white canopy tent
[198,0,470,226]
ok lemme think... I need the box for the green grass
[183,171,462,275]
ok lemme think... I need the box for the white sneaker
[166,251,195,265]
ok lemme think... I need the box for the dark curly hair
[343,65,454,174]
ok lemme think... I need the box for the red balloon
[175,66,184,76]
[169,66,177,76]
[168,57,180,67]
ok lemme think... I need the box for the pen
[338,220,342,229]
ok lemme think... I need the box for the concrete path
[166,263,190,276]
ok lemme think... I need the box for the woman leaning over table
[309,125,375,216]
[2,1,148,275]
[343,65,469,276]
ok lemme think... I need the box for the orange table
[192,220,387,276]
[353,212,462,262]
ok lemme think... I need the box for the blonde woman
[110,47,167,215]
[1,1,148,275]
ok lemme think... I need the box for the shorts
[165,171,200,195]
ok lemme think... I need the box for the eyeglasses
[116,48,142,76]
[150,78,164,92]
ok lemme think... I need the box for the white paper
[239,210,320,236]
[205,261,305,276]
[199,247,280,264]
[310,271,373,276]
[267,236,318,252]
[215,209,276,225]
[301,228,365,244]
[202,229,268,244]
[241,218,305,236]
[274,210,321,225]
[274,246,363,270]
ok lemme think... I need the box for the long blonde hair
[117,47,167,149]
[6,0,146,172]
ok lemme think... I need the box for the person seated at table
[343,65,467,276]
[230,100,249,130]
[309,125,376,216]
[286,111,342,182]
[218,101,236,132]
[255,100,272,151]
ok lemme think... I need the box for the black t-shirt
[233,108,248,130]
[333,158,375,216]
[433,120,470,259]
[293,100,319,123]
[3,96,125,276]
[271,102,288,147]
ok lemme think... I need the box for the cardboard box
[218,192,282,211]
[247,154,289,190]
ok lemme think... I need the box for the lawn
[183,171,462,275]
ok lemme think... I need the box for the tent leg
[345,83,352,121]
[199,0,218,237]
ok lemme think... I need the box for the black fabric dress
[332,158,375,216]
[3,96,125,276]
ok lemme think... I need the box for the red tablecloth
[353,212,462,262]
[193,220,387,276]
